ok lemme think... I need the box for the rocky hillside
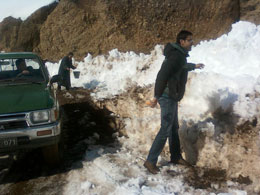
[240,0,260,23]
[0,2,57,54]
[0,0,258,61]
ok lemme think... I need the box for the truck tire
[42,142,62,166]
[42,107,66,167]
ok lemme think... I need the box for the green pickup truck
[0,52,63,165]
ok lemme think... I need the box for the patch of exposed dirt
[185,168,227,190]
[184,167,252,193]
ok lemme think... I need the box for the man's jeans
[147,96,181,165]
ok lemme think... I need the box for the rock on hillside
[0,2,58,53]
[240,0,260,24]
[15,2,58,52]
[1,0,240,61]
[0,17,22,51]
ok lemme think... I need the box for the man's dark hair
[68,52,74,56]
[16,58,25,67]
[176,30,193,44]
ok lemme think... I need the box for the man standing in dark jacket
[144,30,204,174]
[58,52,76,90]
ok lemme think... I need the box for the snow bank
[45,21,260,194]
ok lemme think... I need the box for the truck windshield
[0,58,46,84]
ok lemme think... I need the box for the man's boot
[171,157,192,167]
[144,161,160,174]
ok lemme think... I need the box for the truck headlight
[29,107,59,125]
[30,110,49,123]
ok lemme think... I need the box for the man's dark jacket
[154,43,196,101]
[58,56,76,88]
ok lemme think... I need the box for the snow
[45,21,260,194]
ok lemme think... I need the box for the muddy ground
[0,88,253,194]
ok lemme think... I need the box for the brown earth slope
[0,2,58,53]
[0,0,242,60]
[240,0,260,24]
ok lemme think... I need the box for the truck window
[0,58,46,83]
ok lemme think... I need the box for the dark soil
[184,166,252,193]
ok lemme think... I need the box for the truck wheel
[42,142,63,166]
[42,107,66,167]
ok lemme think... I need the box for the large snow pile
[46,21,260,194]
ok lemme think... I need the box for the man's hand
[145,98,158,108]
[195,63,205,69]
[17,70,30,77]
[22,70,30,74]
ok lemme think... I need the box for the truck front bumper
[0,121,61,154]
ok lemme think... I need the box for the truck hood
[0,84,54,115]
